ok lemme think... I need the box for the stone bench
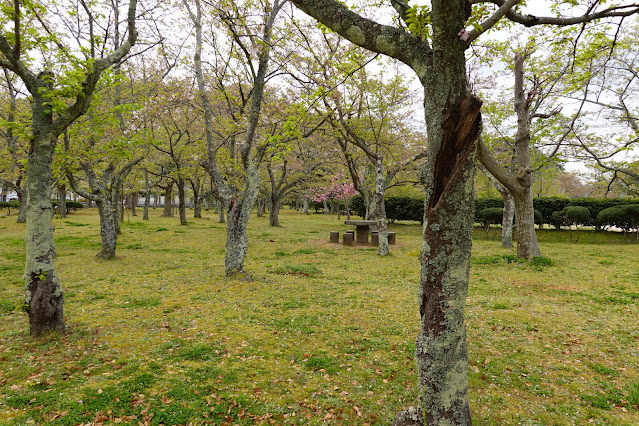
[343,232,354,245]
[329,231,339,243]
[370,231,396,245]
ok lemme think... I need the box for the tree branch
[289,0,429,74]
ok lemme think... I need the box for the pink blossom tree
[310,173,358,219]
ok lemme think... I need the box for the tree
[288,1,639,423]
[474,33,585,258]
[0,0,138,336]
[185,0,288,276]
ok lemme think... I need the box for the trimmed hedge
[597,204,639,230]
[479,207,503,226]
[0,201,19,213]
[51,200,84,214]
[563,206,592,226]
[348,195,639,227]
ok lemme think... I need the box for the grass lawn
[0,207,638,425]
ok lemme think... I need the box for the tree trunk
[375,158,389,256]
[192,179,202,218]
[513,188,540,259]
[131,193,137,216]
[17,188,27,223]
[413,6,481,420]
[96,199,117,259]
[114,190,122,235]
[162,184,173,217]
[501,191,514,249]
[218,198,226,223]
[225,161,259,276]
[257,197,264,217]
[57,184,67,218]
[143,171,150,220]
[177,177,187,225]
[269,196,281,226]
[303,195,309,215]
[24,131,65,336]
[365,192,376,220]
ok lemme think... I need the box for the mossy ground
[0,208,637,425]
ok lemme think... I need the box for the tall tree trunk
[375,158,389,256]
[502,191,515,249]
[57,184,67,218]
[96,199,117,259]
[478,164,515,249]
[513,189,540,258]
[412,6,481,423]
[192,179,202,218]
[114,190,122,235]
[131,193,137,216]
[17,187,27,223]
[143,172,150,220]
[162,184,173,217]
[303,194,309,215]
[269,194,281,226]
[225,161,259,275]
[177,177,187,225]
[257,197,264,217]
[218,198,226,223]
[24,130,65,336]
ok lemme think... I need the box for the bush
[0,200,19,213]
[563,206,591,225]
[597,204,639,231]
[479,207,503,227]
[51,200,84,214]
[344,195,639,229]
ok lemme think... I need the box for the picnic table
[344,220,377,243]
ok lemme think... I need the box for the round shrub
[551,210,566,229]
[563,206,591,225]
[598,204,639,230]
[534,209,543,225]
[479,207,503,225]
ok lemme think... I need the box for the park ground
[0,207,638,425]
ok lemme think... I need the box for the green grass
[0,208,638,425]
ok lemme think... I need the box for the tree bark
[131,193,137,216]
[57,184,67,218]
[218,198,226,223]
[375,158,389,256]
[225,160,260,276]
[303,194,309,215]
[16,186,27,223]
[96,199,117,259]
[502,191,515,249]
[478,164,514,249]
[177,177,187,225]
[143,171,150,220]
[25,129,65,336]
[269,195,281,226]
[162,183,173,217]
